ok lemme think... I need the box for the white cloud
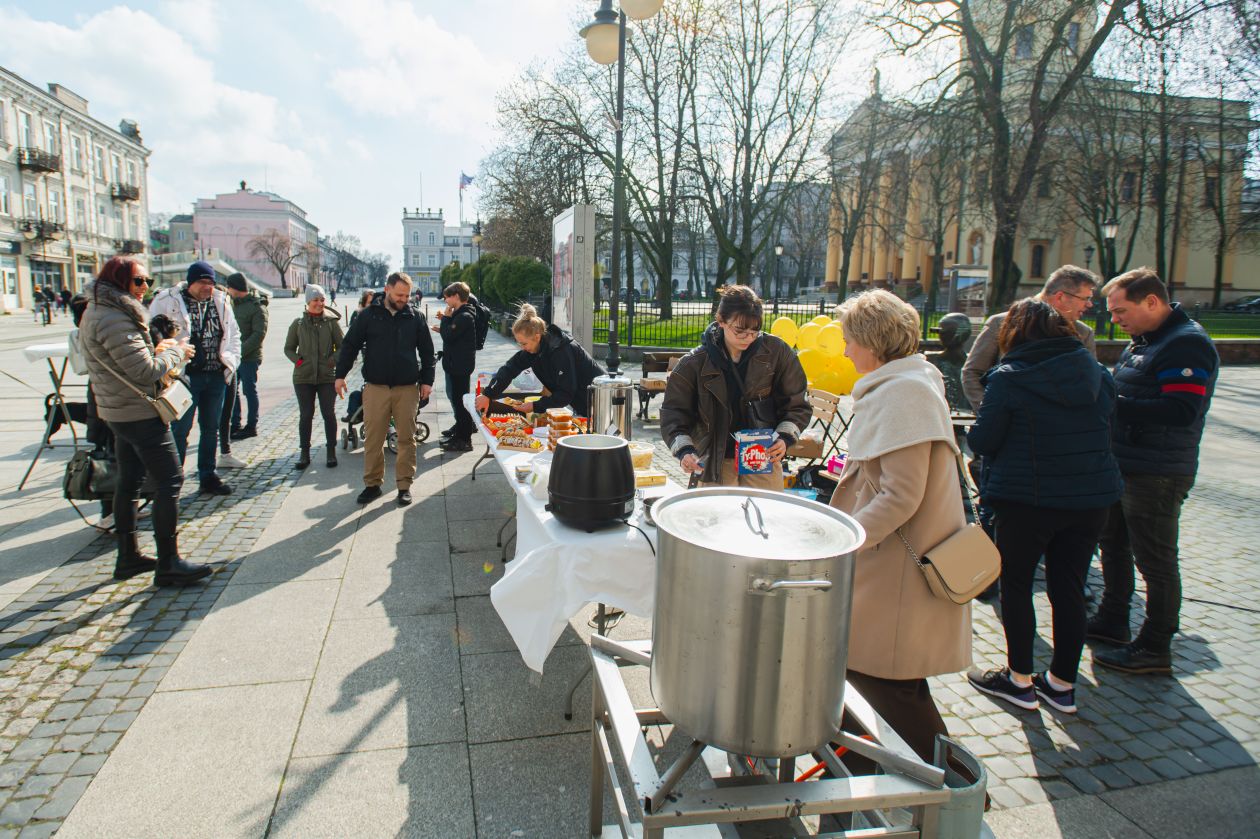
[309,0,514,133]
[158,0,221,51]
[0,6,315,212]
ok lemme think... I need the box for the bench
[636,351,688,419]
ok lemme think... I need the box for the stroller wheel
[349,428,359,449]
[415,422,430,444]
[340,428,348,450]
[387,429,398,454]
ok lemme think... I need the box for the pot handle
[751,578,832,593]
[742,497,769,539]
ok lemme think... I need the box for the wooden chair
[786,388,848,466]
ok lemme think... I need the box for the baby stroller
[340,385,431,453]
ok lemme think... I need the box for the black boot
[295,447,311,470]
[1093,640,1172,675]
[154,534,212,587]
[1086,611,1132,646]
[326,445,338,468]
[113,532,157,581]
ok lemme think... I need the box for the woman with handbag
[80,256,210,586]
[285,284,343,469]
[828,289,973,763]
[966,298,1123,714]
[659,285,811,487]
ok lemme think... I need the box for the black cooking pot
[547,434,635,532]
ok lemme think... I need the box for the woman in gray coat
[80,257,209,586]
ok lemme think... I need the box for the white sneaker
[218,453,248,469]
[94,514,114,532]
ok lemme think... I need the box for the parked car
[1223,295,1260,313]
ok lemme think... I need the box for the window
[111,154,121,183]
[1066,22,1080,53]
[1121,171,1136,203]
[1037,171,1052,198]
[94,147,105,179]
[18,110,33,147]
[1030,243,1047,279]
[97,202,108,234]
[113,207,123,237]
[130,210,139,237]
[1015,26,1034,59]
[1204,176,1218,208]
[411,253,420,267]
[74,195,86,228]
[411,231,419,245]
[0,176,7,215]
[48,189,63,223]
[428,231,435,246]
[126,161,136,186]
[44,122,58,154]
[0,101,6,144]
[23,183,37,217]
[176,229,187,241]
[70,136,84,171]
[428,254,437,267]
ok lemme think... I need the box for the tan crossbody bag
[896,451,1001,605]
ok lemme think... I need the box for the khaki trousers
[702,458,784,491]
[362,383,419,489]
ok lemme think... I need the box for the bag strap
[896,449,978,567]
[83,341,161,406]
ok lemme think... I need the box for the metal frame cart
[589,636,989,839]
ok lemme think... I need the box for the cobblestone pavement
[645,366,1260,812]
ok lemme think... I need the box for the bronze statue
[927,313,973,413]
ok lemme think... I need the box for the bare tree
[246,230,315,290]
[875,0,1208,310]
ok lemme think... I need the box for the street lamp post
[1083,244,1094,272]
[1100,218,1119,337]
[581,0,664,375]
[472,219,483,300]
[773,243,784,315]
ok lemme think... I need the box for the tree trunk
[1212,235,1226,309]
[988,226,1020,311]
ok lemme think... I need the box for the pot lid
[590,373,633,388]
[653,488,864,561]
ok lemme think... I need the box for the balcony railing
[17,147,61,173]
[115,239,145,254]
[19,218,66,242]
[110,183,141,202]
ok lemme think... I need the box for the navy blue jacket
[968,337,1123,510]
[1111,304,1218,476]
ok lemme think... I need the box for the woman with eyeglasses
[474,303,605,418]
[660,285,810,488]
[79,257,210,587]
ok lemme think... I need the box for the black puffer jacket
[967,337,1123,510]
[438,302,477,375]
[660,323,811,483]
[334,293,435,387]
[483,324,604,415]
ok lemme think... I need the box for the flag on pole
[459,172,474,190]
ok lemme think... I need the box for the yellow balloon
[827,355,862,395]
[812,315,832,327]
[797,322,822,350]
[797,348,829,382]
[769,317,799,347]
[813,370,846,395]
[817,324,846,357]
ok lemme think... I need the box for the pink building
[192,181,318,289]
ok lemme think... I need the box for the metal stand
[497,516,516,564]
[589,636,988,839]
[470,444,494,481]
[563,603,610,721]
[19,357,86,491]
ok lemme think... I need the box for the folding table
[19,342,87,491]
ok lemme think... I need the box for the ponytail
[512,302,547,338]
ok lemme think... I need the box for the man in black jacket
[334,272,435,506]
[434,281,477,452]
[1089,268,1219,675]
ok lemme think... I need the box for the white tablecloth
[465,394,680,673]
[23,343,70,363]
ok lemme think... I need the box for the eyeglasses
[132,276,152,287]
[723,324,760,339]
[1059,289,1093,303]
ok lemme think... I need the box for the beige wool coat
[829,357,972,681]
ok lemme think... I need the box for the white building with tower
[401,208,476,296]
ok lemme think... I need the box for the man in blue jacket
[1089,268,1218,675]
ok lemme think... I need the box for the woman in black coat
[966,298,1123,716]
[474,303,604,417]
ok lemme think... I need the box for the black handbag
[64,449,117,501]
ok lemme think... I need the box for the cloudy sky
[1,1,583,263]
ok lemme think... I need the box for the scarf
[845,354,958,461]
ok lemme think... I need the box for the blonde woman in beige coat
[828,289,972,763]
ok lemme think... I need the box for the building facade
[0,67,150,313]
[193,182,318,290]
[401,208,475,295]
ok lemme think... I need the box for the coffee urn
[587,374,634,439]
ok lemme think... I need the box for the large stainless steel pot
[650,488,864,758]
[587,374,634,439]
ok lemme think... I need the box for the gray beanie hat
[305,284,326,304]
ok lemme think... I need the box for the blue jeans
[231,360,260,430]
[172,370,227,484]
